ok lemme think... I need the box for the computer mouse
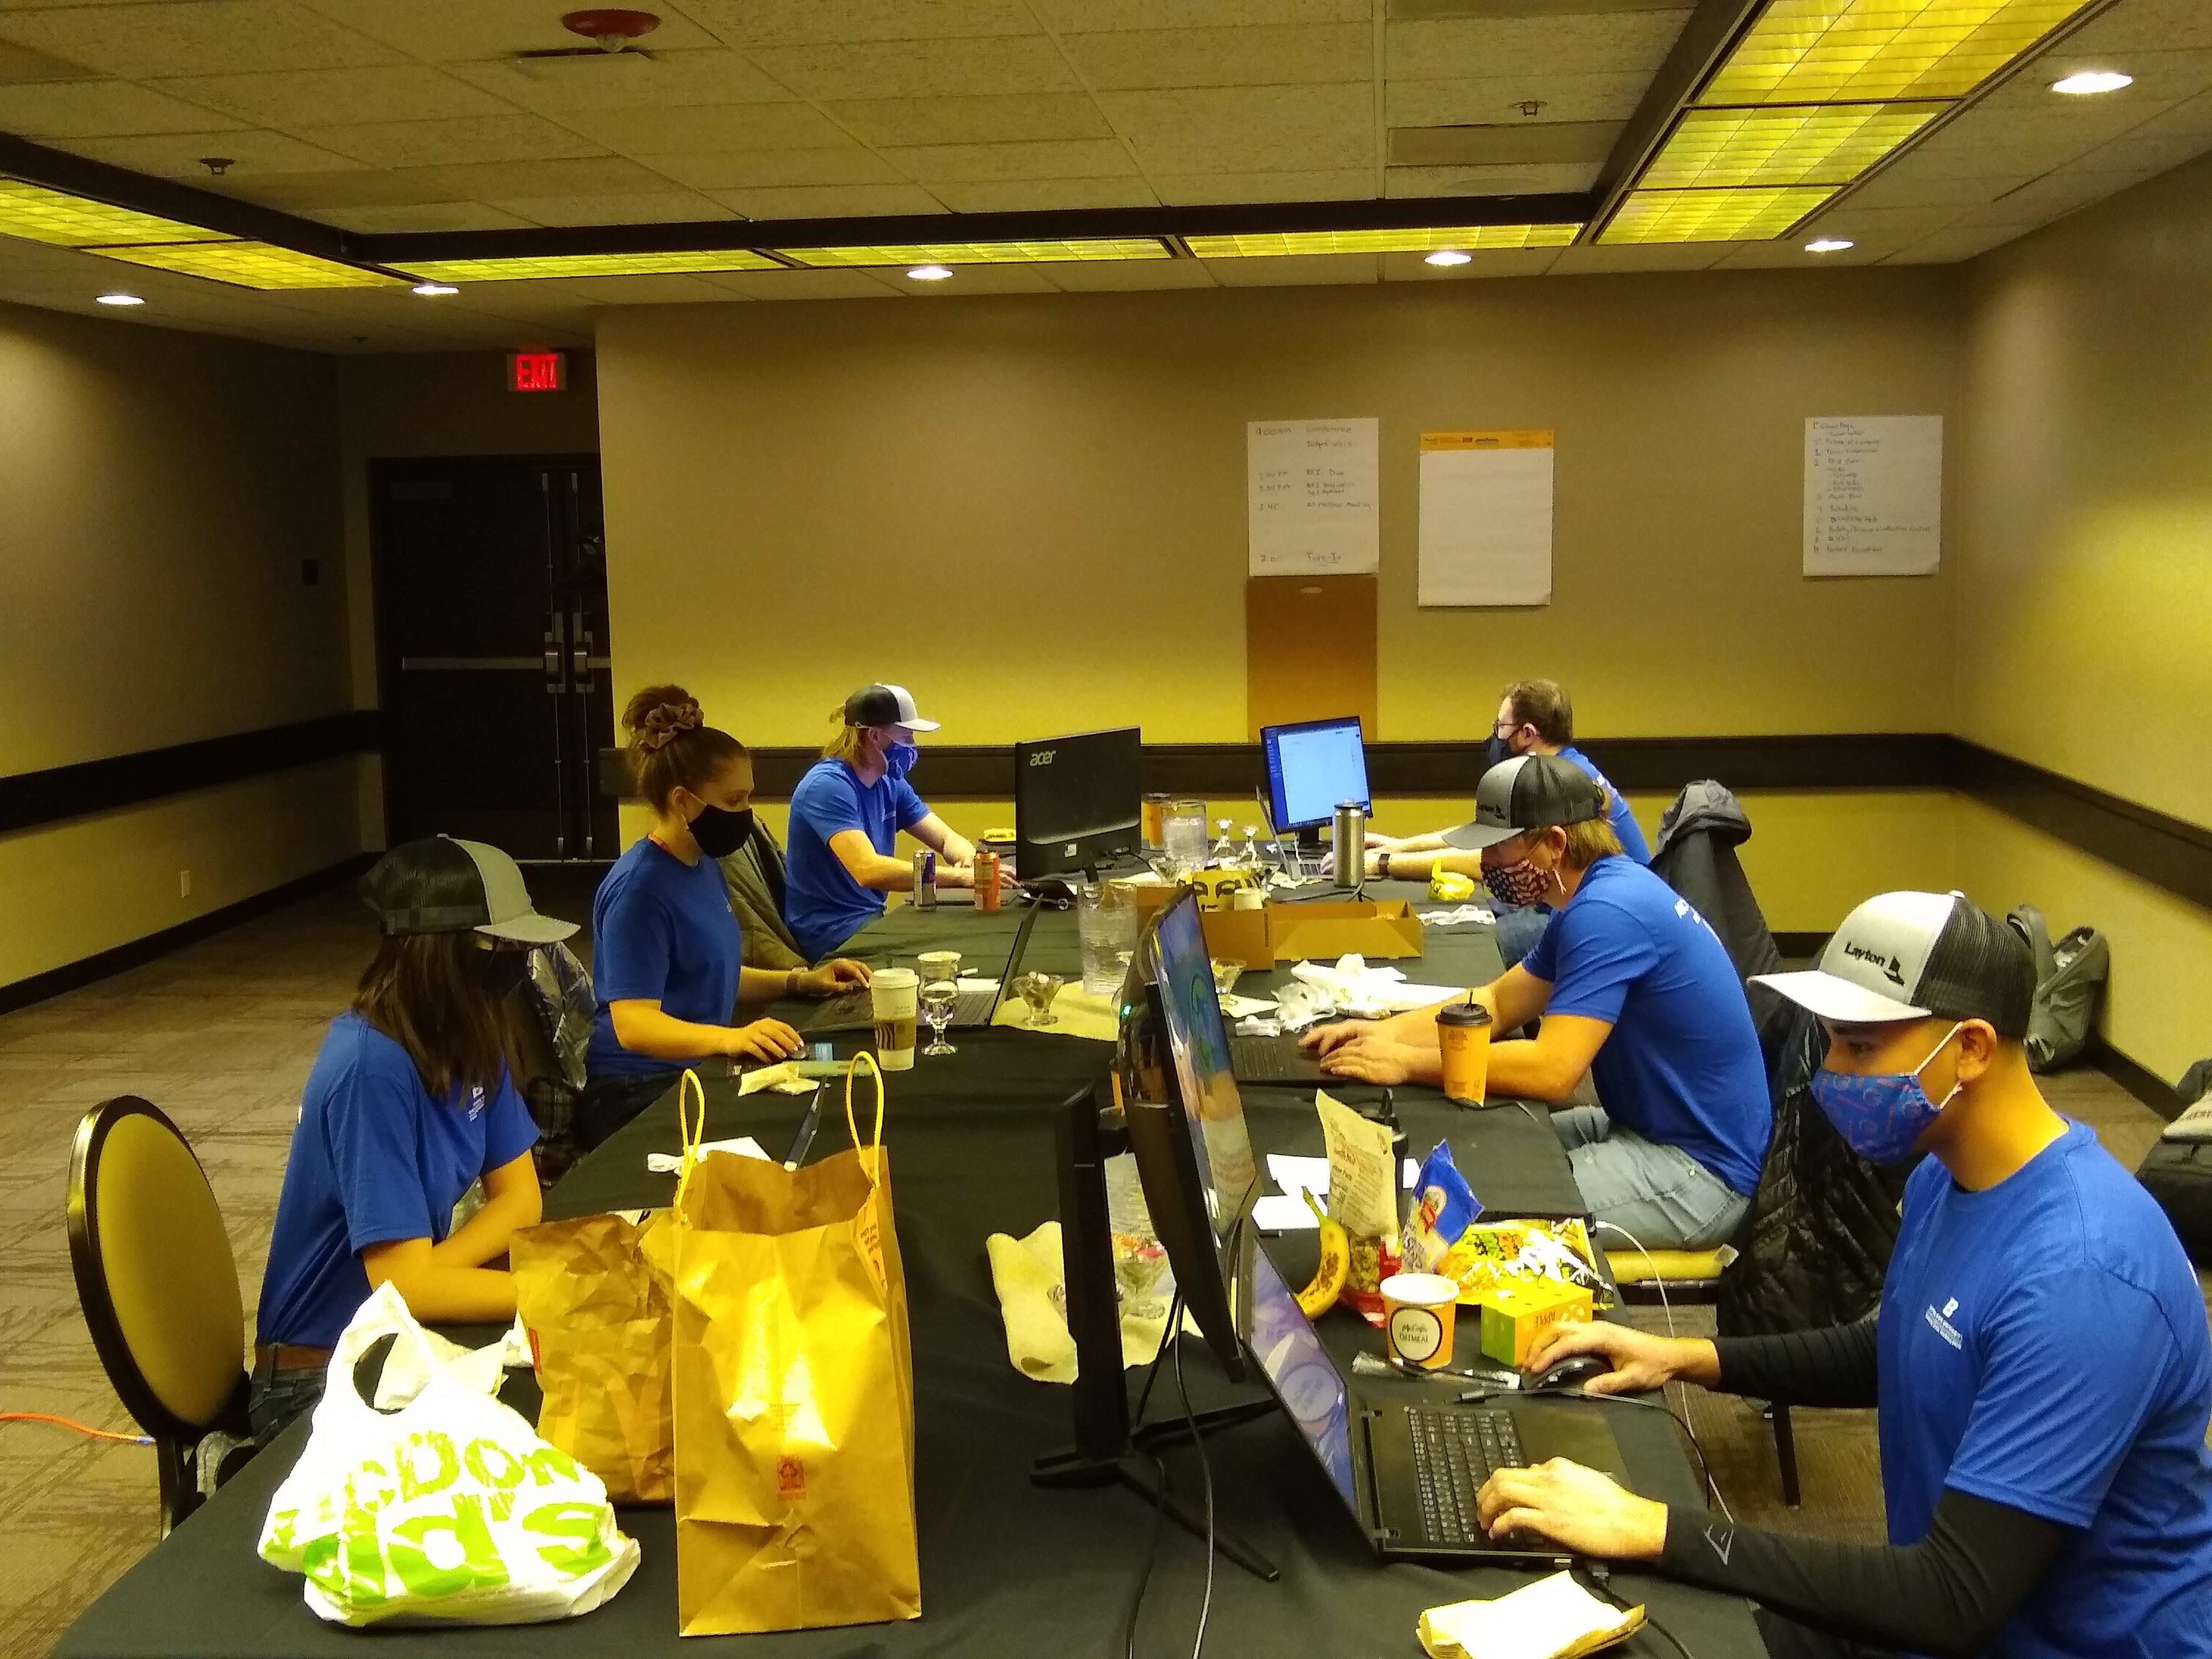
[1023,877,1078,910]
[1527,1352,1613,1394]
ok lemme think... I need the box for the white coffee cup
[871,968,919,1071]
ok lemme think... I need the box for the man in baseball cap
[839,682,940,732]
[1306,752,1772,1251]
[1463,889,2212,1659]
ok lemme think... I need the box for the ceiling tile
[879,137,1139,181]
[1968,166,2160,223]
[550,100,849,153]
[0,38,91,82]
[57,125,361,174]
[694,265,898,299]
[1839,166,2015,211]
[294,113,609,170]
[1386,72,1652,127]
[0,77,246,136]
[312,200,535,233]
[2042,0,2212,56]
[1038,257,1219,291]
[644,146,907,190]
[490,191,735,227]
[154,64,512,127]
[706,181,947,218]
[292,0,724,60]
[1030,0,1372,26]
[1708,239,1891,268]
[1884,223,2034,263]
[1100,83,1376,172]
[822,92,1112,146]
[451,51,796,113]
[1386,12,1688,82]
[1803,201,1968,239]
[1389,120,1617,166]
[1378,246,1562,279]
[532,272,738,304]
[672,0,1044,49]
[1201,251,1379,285]
[215,167,457,209]
[926,175,1158,211]
[0,1,404,79]
[744,35,1080,101]
[1152,166,1375,203]
[1059,23,1371,90]
[1382,160,1599,195]
[1546,242,1725,274]
[390,157,675,200]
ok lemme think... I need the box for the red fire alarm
[509,350,565,393]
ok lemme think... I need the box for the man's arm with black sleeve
[1659,1488,2072,1658]
[1710,1312,1880,1410]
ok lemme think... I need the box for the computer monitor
[1262,716,1371,835]
[1014,726,1143,880]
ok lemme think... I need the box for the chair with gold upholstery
[66,1096,253,1534]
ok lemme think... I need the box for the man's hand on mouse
[1520,1320,1722,1397]
[1475,1457,1668,1560]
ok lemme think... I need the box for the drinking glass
[920,980,959,1056]
[1162,799,1209,873]
[1019,971,1065,1028]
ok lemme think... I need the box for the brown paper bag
[671,1059,920,1635]
[511,1207,679,1504]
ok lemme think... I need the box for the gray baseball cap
[1753,890,2032,1036]
[1441,753,1606,852]
[842,683,939,732]
[358,836,577,945]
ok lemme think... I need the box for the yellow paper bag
[671,1060,921,1635]
[511,1207,679,1504]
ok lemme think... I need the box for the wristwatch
[1376,851,1393,879]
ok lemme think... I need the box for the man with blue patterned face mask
[1465,890,2212,1659]
[784,683,1006,960]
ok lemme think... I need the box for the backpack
[2137,1060,2212,1264]
[2006,903,2110,1071]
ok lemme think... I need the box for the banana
[1295,1190,1350,1320]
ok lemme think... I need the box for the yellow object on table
[1474,1277,1595,1368]
[993,983,1120,1042]
[1418,1569,1644,1659]
[1429,868,1478,901]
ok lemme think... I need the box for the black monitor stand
[1028,1080,1280,1581]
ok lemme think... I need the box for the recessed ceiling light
[906,264,953,280]
[1424,249,1473,266]
[411,280,458,295]
[1805,237,1855,252]
[94,292,143,305]
[2052,70,2132,96]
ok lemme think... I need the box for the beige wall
[0,301,359,993]
[597,270,1963,753]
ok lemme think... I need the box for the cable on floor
[0,1412,151,1446]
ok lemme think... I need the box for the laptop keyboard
[1406,1407,1524,1545]
[808,983,999,1030]
[1231,1035,1323,1082]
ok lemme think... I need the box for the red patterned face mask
[1481,855,1555,909]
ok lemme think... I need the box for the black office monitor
[1262,716,1371,834]
[1015,726,1143,880]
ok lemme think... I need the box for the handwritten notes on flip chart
[1804,416,1943,576]
[1417,430,1554,607]
[1247,419,1380,576]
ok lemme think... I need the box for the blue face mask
[1809,1023,1963,1164]
[888,740,920,777]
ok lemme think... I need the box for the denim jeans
[249,1366,327,1446]
[573,1069,683,1155]
[1490,902,1552,971]
[1550,1105,1750,1251]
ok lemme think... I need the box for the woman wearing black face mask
[576,685,868,1151]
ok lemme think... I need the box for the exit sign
[508,351,565,393]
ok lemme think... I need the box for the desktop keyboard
[1406,1407,1524,1546]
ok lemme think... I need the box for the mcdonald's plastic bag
[670,1059,922,1635]
[257,1282,639,1627]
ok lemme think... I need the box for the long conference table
[56,882,1762,1658]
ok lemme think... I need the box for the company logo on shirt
[1924,1297,1963,1349]
[466,1085,488,1121]
[1674,896,1718,939]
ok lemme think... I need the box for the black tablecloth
[57,899,1761,1659]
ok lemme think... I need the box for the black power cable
[1171,1316,1217,1659]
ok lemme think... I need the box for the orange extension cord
[0,1412,151,1446]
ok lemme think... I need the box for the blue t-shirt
[586,837,744,1080]
[1556,745,1651,864]
[784,759,929,960]
[1523,857,1769,1194]
[257,1013,538,1348]
[1879,1121,2212,1659]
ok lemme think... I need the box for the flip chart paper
[1804,415,1943,576]
[1418,430,1554,607]
[1247,418,1380,576]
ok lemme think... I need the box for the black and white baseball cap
[1753,890,2033,1037]
[1441,753,1606,851]
[359,836,578,945]
[841,683,940,732]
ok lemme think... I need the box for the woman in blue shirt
[253,837,564,1443]
[577,685,868,1149]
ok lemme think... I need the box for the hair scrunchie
[635,699,703,753]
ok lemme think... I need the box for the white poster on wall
[1804,415,1944,576]
[1417,430,1555,607]
[1246,417,1380,576]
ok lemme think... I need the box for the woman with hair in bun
[576,685,868,1150]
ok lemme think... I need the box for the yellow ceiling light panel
[1185,224,1580,257]
[0,178,230,248]
[1703,0,2095,106]
[1642,104,1942,188]
[402,250,783,281]
[1601,185,1839,242]
[91,241,401,289]
[779,238,1170,266]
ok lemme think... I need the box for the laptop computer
[1242,1237,1635,1562]
[792,905,1038,1035]
[1228,1032,1330,1085]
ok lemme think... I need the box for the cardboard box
[1474,1278,1595,1369]
[1118,884,1425,966]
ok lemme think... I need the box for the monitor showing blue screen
[1263,717,1371,832]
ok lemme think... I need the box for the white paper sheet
[646,1136,768,1174]
[1418,431,1554,606]
[1247,417,1380,575]
[1804,415,1943,576]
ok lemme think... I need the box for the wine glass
[920,980,959,1055]
[1019,971,1064,1028]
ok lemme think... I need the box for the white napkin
[1418,1570,1642,1659]
[738,1062,819,1096]
[646,1136,769,1174]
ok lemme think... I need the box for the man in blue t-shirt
[783,683,1008,959]
[1307,753,1770,1249]
[1361,678,1649,966]
[1468,890,2212,1659]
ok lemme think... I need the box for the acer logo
[1029,751,1055,765]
